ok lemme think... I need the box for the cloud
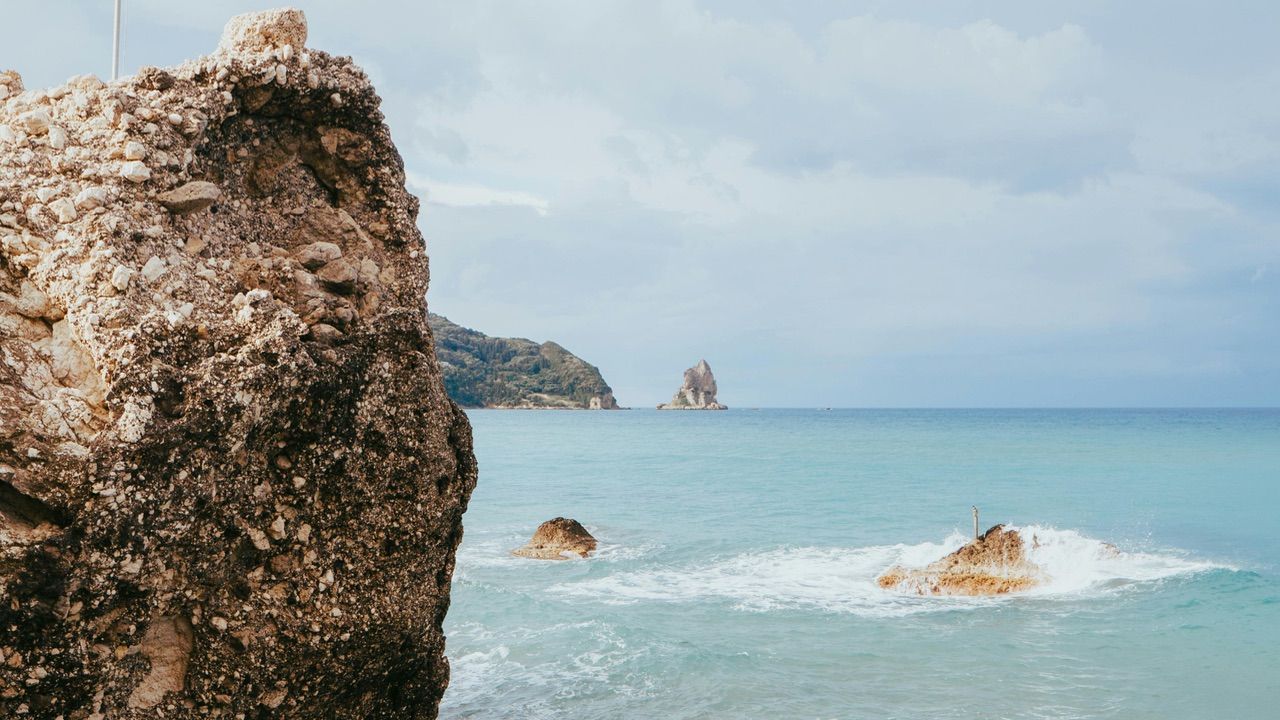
[11,0,1280,405]
[398,3,1279,405]
[407,173,550,216]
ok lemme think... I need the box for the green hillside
[429,314,620,409]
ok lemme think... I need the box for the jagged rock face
[877,525,1040,596]
[511,518,597,560]
[0,9,476,719]
[657,359,726,410]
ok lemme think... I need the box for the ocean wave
[1011,525,1230,596]
[442,620,654,714]
[547,527,1233,616]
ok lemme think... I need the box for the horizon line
[467,405,1280,411]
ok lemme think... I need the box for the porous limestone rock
[157,180,222,214]
[217,7,308,55]
[877,525,1041,596]
[16,109,50,135]
[119,160,151,183]
[657,358,726,410]
[295,240,342,270]
[512,518,598,560]
[0,8,476,719]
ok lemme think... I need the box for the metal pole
[112,0,122,80]
[972,506,979,540]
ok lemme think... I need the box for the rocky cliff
[0,9,475,719]
[657,359,726,410]
[430,313,619,409]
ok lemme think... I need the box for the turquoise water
[440,409,1280,719]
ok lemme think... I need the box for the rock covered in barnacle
[877,525,1041,596]
[512,518,598,560]
[0,8,475,719]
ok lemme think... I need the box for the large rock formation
[511,518,597,560]
[0,9,476,719]
[657,359,726,410]
[430,313,619,409]
[877,525,1041,596]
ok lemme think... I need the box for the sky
[9,1,1280,407]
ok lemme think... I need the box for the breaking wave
[442,620,657,716]
[548,526,1232,617]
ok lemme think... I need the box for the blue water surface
[440,409,1280,719]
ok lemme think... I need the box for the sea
[438,409,1280,719]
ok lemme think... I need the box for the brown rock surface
[156,180,222,214]
[512,518,598,560]
[877,525,1041,596]
[0,8,475,719]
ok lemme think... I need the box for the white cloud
[12,0,1280,405]
[407,173,550,216]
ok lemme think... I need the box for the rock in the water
[877,525,1040,596]
[157,180,222,214]
[0,8,476,719]
[512,518,598,560]
[657,358,726,410]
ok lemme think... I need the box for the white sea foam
[549,527,1231,616]
[442,620,653,714]
[591,540,664,563]
[1012,525,1229,596]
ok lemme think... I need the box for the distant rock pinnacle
[657,359,727,410]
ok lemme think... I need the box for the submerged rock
[877,525,1041,596]
[657,359,726,410]
[512,518,598,560]
[0,8,476,718]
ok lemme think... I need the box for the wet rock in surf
[512,517,597,560]
[878,525,1041,595]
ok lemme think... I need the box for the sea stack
[877,525,1041,596]
[512,518,598,559]
[657,359,727,410]
[0,9,476,719]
